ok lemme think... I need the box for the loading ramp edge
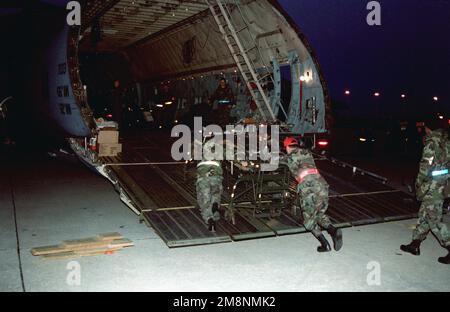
[111,172,419,247]
[108,164,159,212]
[86,149,420,248]
[142,212,232,248]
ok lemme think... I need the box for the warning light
[106,114,113,118]
[416,122,425,127]
[317,140,329,147]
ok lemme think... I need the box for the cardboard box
[98,130,119,144]
[98,143,122,157]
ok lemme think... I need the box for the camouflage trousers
[297,177,332,237]
[196,175,223,223]
[412,198,450,247]
[214,106,231,128]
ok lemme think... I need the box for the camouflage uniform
[286,148,332,237]
[412,129,450,247]
[196,139,223,224]
[210,84,235,127]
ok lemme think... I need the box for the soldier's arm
[209,89,219,104]
[228,88,236,103]
[278,153,289,166]
[415,141,435,188]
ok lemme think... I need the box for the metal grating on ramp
[97,131,419,247]
[142,209,231,247]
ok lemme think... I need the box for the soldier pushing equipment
[196,137,223,232]
[282,137,343,252]
[401,118,450,264]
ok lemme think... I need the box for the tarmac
[0,151,449,292]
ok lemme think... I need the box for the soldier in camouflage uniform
[401,119,450,264]
[283,137,343,252]
[196,137,223,232]
[209,78,235,128]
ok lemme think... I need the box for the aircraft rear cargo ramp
[92,132,419,248]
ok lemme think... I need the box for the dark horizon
[278,0,450,117]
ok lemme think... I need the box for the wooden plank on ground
[42,247,124,260]
[98,232,124,240]
[31,233,133,257]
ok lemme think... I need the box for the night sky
[1,0,449,118]
[278,0,450,117]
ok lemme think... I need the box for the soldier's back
[287,148,316,172]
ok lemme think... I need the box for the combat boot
[327,225,343,251]
[316,234,331,253]
[400,239,421,256]
[212,203,220,219]
[438,247,450,264]
[207,218,216,232]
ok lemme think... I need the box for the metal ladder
[205,0,277,122]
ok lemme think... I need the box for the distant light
[401,94,406,98]
[416,122,425,127]
[438,115,444,120]
[159,126,162,129]
[317,140,329,147]
[374,92,380,97]
[165,101,173,105]
[156,104,163,107]
[344,90,350,95]
[106,114,113,118]
[359,138,367,142]
[174,120,178,123]
[433,96,439,101]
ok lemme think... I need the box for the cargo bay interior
[59,0,421,247]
